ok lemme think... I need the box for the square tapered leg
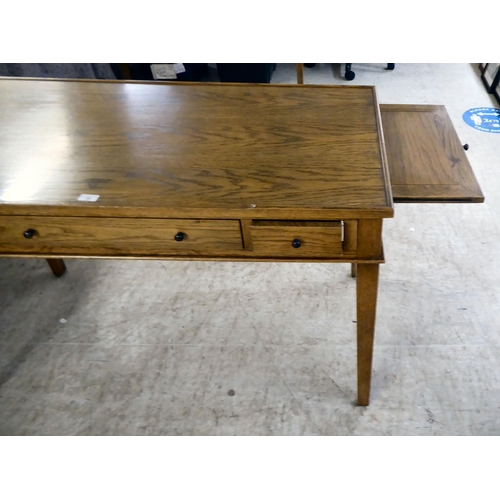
[356,263,380,406]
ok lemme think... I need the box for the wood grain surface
[381,104,484,203]
[0,79,394,220]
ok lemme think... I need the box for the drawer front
[250,220,343,257]
[0,217,243,256]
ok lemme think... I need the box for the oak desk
[0,79,483,406]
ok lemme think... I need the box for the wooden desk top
[0,79,393,219]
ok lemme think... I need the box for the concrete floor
[1,63,499,435]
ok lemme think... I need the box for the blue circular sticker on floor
[463,107,500,133]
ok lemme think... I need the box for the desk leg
[351,263,357,278]
[296,63,304,84]
[356,263,379,406]
[46,258,67,277]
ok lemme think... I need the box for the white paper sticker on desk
[77,194,100,202]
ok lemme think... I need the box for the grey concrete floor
[1,63,499,435]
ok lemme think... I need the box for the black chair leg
[345,64,355,81]
[344,63,393,80]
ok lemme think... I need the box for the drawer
[0,217,243,256]
[250,220,343,258]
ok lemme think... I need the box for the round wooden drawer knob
[23,228,36,239]
[174,231,185,242]
[292,238,301,248]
